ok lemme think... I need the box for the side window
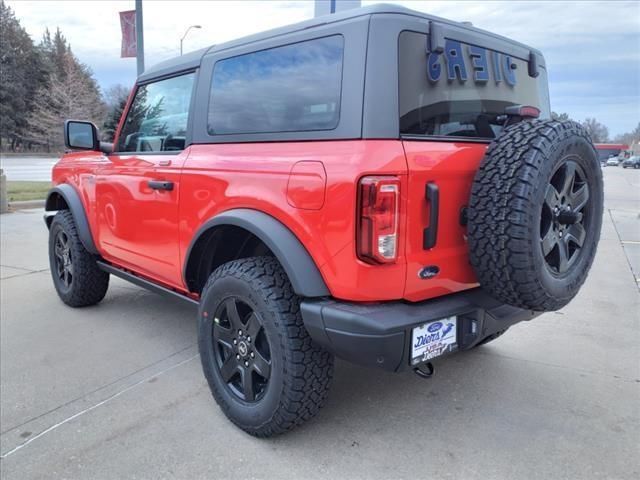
[117,72,195,153]
[208,35,344,135]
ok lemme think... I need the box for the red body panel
[179,140,407,301]
[94,151,188,288]
[401,141,484,301]
[52,138,487,303]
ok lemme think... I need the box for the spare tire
[467,120,603,311]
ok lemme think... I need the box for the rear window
[208,35,344,135]
[399,31,549,140]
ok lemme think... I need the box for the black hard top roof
[138,3,542,83]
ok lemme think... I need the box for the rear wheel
[48,210,109,307]
[198,256,334,437]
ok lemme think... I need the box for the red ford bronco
[45,5,603,436]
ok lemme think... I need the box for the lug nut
[246,336,251,343]
[236,354,240,360]
[238,330,243,336]
[244,361,249,367]
[250,352,255,358]
[233,339,237,345]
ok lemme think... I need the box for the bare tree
[27,54,106,148]
[613,122,640,145]
[551,111,571,122]
[581,118,609,143]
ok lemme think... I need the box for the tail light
[357,176,400,264]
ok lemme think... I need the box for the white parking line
[0,354,198,459]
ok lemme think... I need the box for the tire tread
[200,256,334,437]
[49,210,109,307]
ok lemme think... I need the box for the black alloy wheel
[212,296,271,402]
[540,159,591,275]
[48,210,110,307]
[198,256,334,437]
[53,229,74,289]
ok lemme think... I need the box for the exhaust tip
[413,362,434,379]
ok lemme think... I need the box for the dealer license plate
[411,317,458,365]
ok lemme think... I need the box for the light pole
[180,25,202,55]
[135,0,144,75]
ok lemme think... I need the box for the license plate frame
[411,316,458,365]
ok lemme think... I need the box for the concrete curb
[0,169,7,213]
[8,199,45,211]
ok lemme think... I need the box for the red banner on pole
[120,10,137,58]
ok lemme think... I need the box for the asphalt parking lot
[1,167,638,480]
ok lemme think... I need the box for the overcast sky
[8,0,640,136]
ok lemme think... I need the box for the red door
[95,151,188,288]
[95,71,196,288]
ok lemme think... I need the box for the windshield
[398,31,550,140]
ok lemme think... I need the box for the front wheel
[198,256,334,437]
[48,210,109,307]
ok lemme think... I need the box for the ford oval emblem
[428,322,443,333]
[418,265,440,279]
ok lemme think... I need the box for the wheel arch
[184,209,330,298]
[45,184,99,255]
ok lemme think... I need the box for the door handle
[423,182,439,249]
[147,180,174,191]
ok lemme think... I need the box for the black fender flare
[184,209,330,298]
[45,184,99,255]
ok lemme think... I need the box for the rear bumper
[300,288,540,372]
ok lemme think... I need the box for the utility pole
[135,0,144,75]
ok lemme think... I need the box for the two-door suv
[46,4,603,436]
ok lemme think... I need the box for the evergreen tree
[0,0,46,149]
[23,23,107,149]
[102,85,130,142]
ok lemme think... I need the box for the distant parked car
[607,157,620,166]
[622,156,640,169]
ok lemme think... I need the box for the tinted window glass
[117,72,195,152]
[399,31,549,139]
[208,35,344,135]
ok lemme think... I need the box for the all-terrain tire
[48,210,109,307]
[198,256,334,437]
[468,120,603,311]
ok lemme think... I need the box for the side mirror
[64,120,99,151]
